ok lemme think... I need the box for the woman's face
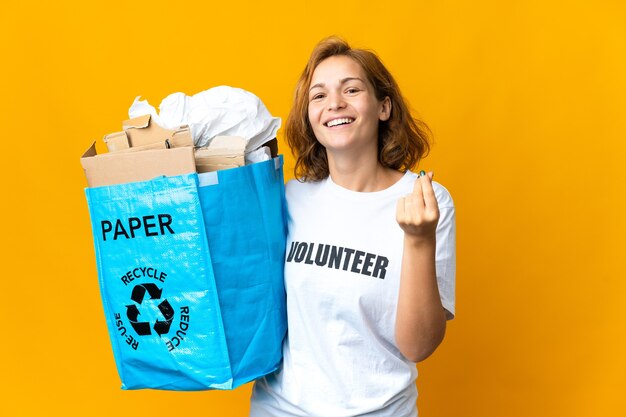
[307,55,391,156]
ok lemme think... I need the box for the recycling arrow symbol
[126,283,174,337]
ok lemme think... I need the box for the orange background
[1,1,624,416]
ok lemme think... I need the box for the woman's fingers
[412,172,425,198]
[396,171,440,237]
[419,172,439,217]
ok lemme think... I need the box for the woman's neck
[326,151,403,192]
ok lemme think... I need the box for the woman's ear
[379,96,392,121]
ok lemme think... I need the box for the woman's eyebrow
[309,77,365,92]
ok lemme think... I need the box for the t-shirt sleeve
[433,182,456,320]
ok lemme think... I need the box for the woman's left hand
[396,171,440,241]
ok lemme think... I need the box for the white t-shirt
[250,171,456,417]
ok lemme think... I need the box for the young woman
[250,37,456,417]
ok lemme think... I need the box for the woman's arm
[394,172,447,363]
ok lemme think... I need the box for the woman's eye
[346,88,359,94]
[311,93,325,100]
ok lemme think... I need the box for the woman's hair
[285,36,431,181]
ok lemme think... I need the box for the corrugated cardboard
[195,136,246,173]
[82,115,279,187]
[81,142,196,188]
[103,131,131,152]
[104,114,193,152]
[110,141,169,153]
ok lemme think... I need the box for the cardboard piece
[195,136,246,173]
[104,114,193,152]
[111,141,169,153]
[103,131,131,152]
[82,115,279,187]
[81,142,196,188]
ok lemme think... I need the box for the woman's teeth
[326,118,354,127]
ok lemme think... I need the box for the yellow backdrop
[1,0,624,416]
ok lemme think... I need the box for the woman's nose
[327,93,346,111]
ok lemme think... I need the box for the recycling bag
[198,156,287,388]
[85,157,287,390]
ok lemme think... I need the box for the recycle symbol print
[126,283,174,337]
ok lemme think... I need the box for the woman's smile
[325,117,355,128]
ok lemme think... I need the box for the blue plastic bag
[198,157,287,388]
[85,157,287,390]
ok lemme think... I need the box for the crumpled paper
[129,86,281,154]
